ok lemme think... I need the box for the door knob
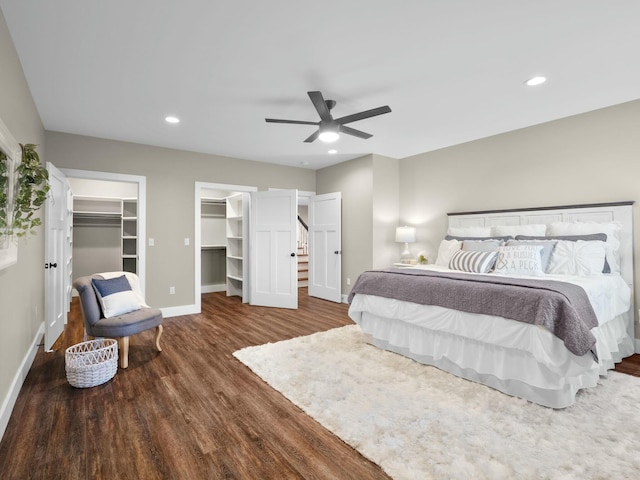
[334,251,341,254]
[291,253,296,257]
[46,262,57,269]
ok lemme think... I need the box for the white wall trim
[161,303,200,318]
[635,338,640,354]
[0,322,44,442]
[202,284,226,294]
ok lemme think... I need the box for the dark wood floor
[0,290,391,480]
[2,291,640,480]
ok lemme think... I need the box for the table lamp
[395,226,416,264]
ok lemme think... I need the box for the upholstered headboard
[448,201,635,338]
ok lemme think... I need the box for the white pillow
[548,222,621,273]
[447,226,491,237]
[91,275,142,318]
[435,239,462,266]
[546,240,607,276]
[494,245,544,276]
[492,224,547,237]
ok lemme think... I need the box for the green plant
[0,150,9,234]
[1,144,49,238]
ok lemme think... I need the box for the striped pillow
[449,250,497,273]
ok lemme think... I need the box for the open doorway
[61,168,147,295]
[194,182,257,312]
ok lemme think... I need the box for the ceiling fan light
[319,131,339,143]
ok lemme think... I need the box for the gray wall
[44,131,316,308]
[0,8,46,422]
[317,154,400,294]
[400,99,640,337]
[317,155,374,293]
[372,154,400,269]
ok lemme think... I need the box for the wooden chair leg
[118,336,130,369]
[155,325,163,352]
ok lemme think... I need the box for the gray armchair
[73,273,163,368]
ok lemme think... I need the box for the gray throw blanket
[348,268,599,356]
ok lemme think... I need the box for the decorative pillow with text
[494,245,544,276]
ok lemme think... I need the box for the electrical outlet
[148,238,154,246]
[169,286,175,295]
[184,238,190,246]
[347,277,351,285]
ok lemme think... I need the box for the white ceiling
[2,1,640,170]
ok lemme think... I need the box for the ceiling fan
[265,91,391,143]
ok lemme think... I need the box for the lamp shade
[395,226,416,243]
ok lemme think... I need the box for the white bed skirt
[349,295,634,408]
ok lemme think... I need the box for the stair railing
[297,215,308,255]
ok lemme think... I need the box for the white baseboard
[341,294,349,304]
[160,303,200,318]
[201,284,226,294]
[0,322,44,443]
[635,337,640,354]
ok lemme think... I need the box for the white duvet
[348,266,634,407]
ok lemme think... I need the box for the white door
[308,192,342,303]
[44,163,70,351]
[250,190,298,308]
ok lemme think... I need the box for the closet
[200,197,226,292]
[225,192,249,300]
[198,188,250,301]
[69,178,139,279]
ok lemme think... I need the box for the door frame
[61,168,147,295]
[194,182,257,312]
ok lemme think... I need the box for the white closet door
[308,192,342,303]
[249,190,297,309]
[44,162,70,351]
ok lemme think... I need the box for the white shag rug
[233,325,640,480]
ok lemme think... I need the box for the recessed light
[525,76,547,87]
[328,149,337,154]
[165,116,180,124]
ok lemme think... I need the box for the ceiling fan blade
[265,118,318,125]
[303,130,320,143]
[308,91,333,122]
[335,105,392,125]
[339,125,373,140]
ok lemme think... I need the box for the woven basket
[65,339,118,388]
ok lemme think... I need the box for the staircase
[297,215,309,287]
[297,245,308,287]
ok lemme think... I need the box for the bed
[347,202,636,408]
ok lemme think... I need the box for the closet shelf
[227,255,243,261]
[227,274,243,282]
[73,211,121,219]
[202,245,226,250]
